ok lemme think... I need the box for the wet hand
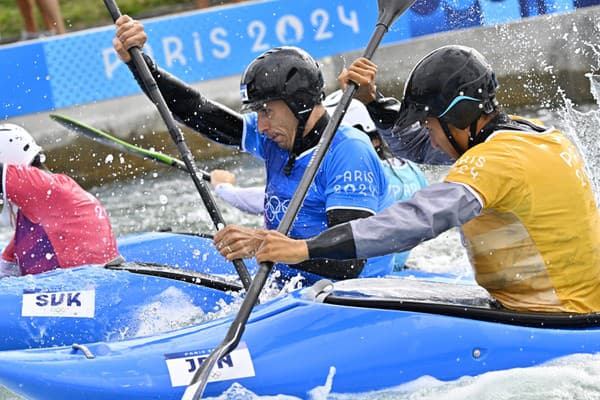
[112,15,147,63]
[337,57,378,104]
[255,231,309,265]
[214,225,267,261]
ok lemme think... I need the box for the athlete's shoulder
[5,164,50,186]
[329,125,373,152]
[508,114,546,128]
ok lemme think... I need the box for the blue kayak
[0,275,599,399]
[0,231,256,351]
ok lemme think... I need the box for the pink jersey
[1,165,119,275]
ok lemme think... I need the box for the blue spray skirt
[0,231,255,351]
[0,276,599,399]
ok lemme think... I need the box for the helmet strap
[283,108,330,176]
[283,109,311,176]
[468,121,479,148]
[439,119,465,156]
[283,153,297,176]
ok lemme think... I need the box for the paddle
[182,1,415,398]
[105,261,243,292]
[50,113,209,179]
[103,0,252,292]
[50,115,249,289]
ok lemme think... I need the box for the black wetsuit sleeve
[306,223,356,260]
[0,163,3,198]
[289,208,371,280]
[365,91,401,130]
[126,54,244,148]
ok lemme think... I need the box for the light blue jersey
[242,112,394,279]
[382,158,428,269]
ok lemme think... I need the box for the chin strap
[440,112,503,155]
[283,123,304,176]
[439,119,466,156]
[468,121,479,148]
[283,112,310,176]
[284,110,331,176]
[283,154,296,176]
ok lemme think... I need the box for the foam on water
[134,286,210,337]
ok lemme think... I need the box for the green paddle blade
[50,113,211,179]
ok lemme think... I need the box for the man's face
[256,100,298,151]
[425,117,461,159]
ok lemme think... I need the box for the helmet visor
[393,100,429,132]
[239,83,281,113]
[240,100,270,114]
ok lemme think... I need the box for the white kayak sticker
[165,342,256,387]
[21,289,96,318]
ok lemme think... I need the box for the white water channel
[0,55,599,400]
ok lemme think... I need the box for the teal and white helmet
[0,124,42,165]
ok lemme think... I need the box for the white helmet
[0,123,42,165]
[323,90,376,133]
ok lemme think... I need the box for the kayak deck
[320,277,600,328]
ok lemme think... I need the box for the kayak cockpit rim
[309,277,600,329]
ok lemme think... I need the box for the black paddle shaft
[182,0,416,398]
[103,0,252,291]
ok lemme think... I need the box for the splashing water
[134,287,212,337]
[557,44,600,205]
[2,46,600,400]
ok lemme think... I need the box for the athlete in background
[0,124,119,277]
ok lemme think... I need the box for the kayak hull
[0,278,598,399]
[0,231,250,351]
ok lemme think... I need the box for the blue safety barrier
[1,0,595,119]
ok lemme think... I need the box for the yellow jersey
[445,120,600,313]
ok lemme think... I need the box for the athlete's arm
[127,54,244,147]
[289,208,372,280]
[307,182,482,260]
[214,184,265,215]
[365,92,402,130]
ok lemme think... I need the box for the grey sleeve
[214,184,264,215]
[351,182,481,258]
[307,182,482,260]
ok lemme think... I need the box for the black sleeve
[288,208,371,280]
[306,223,356,260]
[365,91,401,130]
[127,54,244,148]
[0,163,3,198]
